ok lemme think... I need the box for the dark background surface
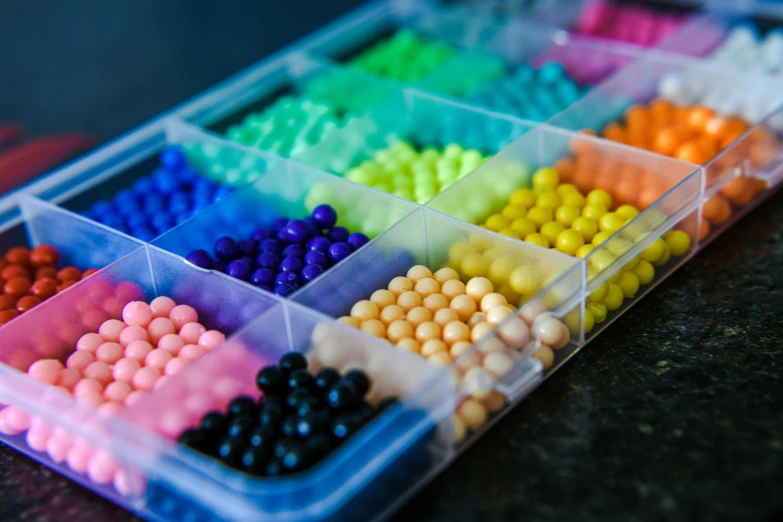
[1,1,782,521]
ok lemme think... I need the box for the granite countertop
[1,1,781,521]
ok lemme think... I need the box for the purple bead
[304,250,329,267]
[327,242,352,263]
[279,256,304,273]
[251,268,275,287]
[257,284,273,293]
[273,218,289,231]
[226,259,253,281]
[282,244,306,258]
[260,239,282,253]
[311,204,337,229]
[301,264,325,282]
[346,232,370,251]
[214,260,227,272]
[275,272,300,287]
[214,237,239,261]
[276,229,288,242]
[328,227,349,242]
[186,249,214,269]
[256,252,280,270]
[282,220,311,244]
[307,236,331,252]
[237,239,259,257]
[274,283,297,297]
[251,228,272,242]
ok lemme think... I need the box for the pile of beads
[707,26,783,75]
[178,352,397,476]
[343,141,486,203]
[85,147,233,241]
[414,50,507,99]
[0,244,97,326]
[349,30,455,83]
[186,205,369,297]
[0,297,226,487]
[574,0,685,46]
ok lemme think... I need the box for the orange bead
[685,106,715,133]
[749,140,777,167]
[699,219,711,240]
[571,129,597,156]
[602,122,626,143]
[624,105,649,132]
[649,99,675,126]
[627,128,650,151]
[652,126,684,156]
[703,195,731,225]
[554,158,576,182]
[4,247,30,266]
[696,137,718,161]
[719,176,751,202]
[614,178,640,207]
[29,244,59,267]
[674,141,710,165]
[638,184,667,209]
[572,167,594,194]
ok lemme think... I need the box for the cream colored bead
[415,321,442,344]
[519,299,547,325]
[480,293,508,313]
[360,319,386,338]
[450,295,477,321]
[407,306,433,327]
[441,279,466,301]
[414,278,440,297]
[483,352,514,377]
[477,334,507,354]
[423,293,449,313]
[468,312,487,327]
[482,391,506,413]
[465,277,493,302]
[406,265,433,283]
[462,367,494,399]
[552,321,571,350]
[427,352,453,365]
[434,267,460,285]
[397,291,423,312]
[450,341,474,359]
[370,289,396,309]
[388,276,414,296]
[421,339,448,357]
[487,305,514,326]
[396,338,420,354]
[433,307,459,326]
[387,320,414,344]
[471,322,494,343]
[379,304,405,325]
[453,414,467,443]
[337,316,360,328]
[350,300,379,322]
[458,399,488,430]
[496,316,530,349]
[442,321,471,346]
[532,344,554,369]
[533,314,565,346]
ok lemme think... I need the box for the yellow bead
[615,204,640,220]
[555,229,585,255]
[498,228,521,239]
[509,266,539,295]
[634,260,655,285]
[501,205,527,221]
[607,270,621,284]
[599,212,626,233]
[623,255,641,271]
[586,189,612,209]
[532,167,560,191]
[461,253,489,278]
[540,221,565,245]
[561,191,586,208]
[575,244,595,259]
[653,242,672,267]
[589,249,615,273]
[588,282,609,302]
[591,230,614,247]
[448,242,473,266]
[582,203,608,221]
[571,216,598,242]
[587,301,608,323]
[640,238,666,263]
[509,188,537,208]
[555,205,581,227]
[607,238,633,257]
[526,206,553,228]
[602,283,624,311]
[665,229,692,257]
[556,183,579,196]
[617,271,640,298]
[583,307,595,334]
[524,233,550,248]
[536,191,562,210]
[485,214,510,232]
[511,218,537,237]
[488,256,517,286]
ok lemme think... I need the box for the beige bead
[532,344,554,369]
[428,352,453,365]
[496,316,530,349]
[415,321,442,344]
[450,341,474,359]
[465,277,494,302]
[453,414,467,443]
[471,322,494,343]
[360,319,386,338]
[421,339,448,357]
[387,320,414,344]
[414,278,440,297]
[441,279,466,301]
[388,276,414,296]
[462,367,494,399]
[487,305,514,326]
[456,351,482,374]
[337,316,360,328]
[397,291,423,312]
[434,307,460,326]
[482,391,506,413]
[552,321,571,350]
[423,293,449,313]
[458,399,488,429]
[406,265,433,283]
[442,321,471,346]
[533,314,564,346]
[450,295,477,321]
[519,299,547,325]
[350,300,379,322]
[406,306,433,327]
[434,267,460,285]
[370,289,396,309]
[477,334,507,354]
[379,304,405,325]
[396,338,420,354]
[480,293,508,313]
[483,352,514,377]
[468,312,487,327]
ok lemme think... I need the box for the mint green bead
[443,143,464,159]
[419,149,440,165]
[392,174,412,189]
[224,168,243,186]
[393,188,413,200]
[413,169,434,185]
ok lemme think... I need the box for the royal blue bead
[132,177,155,195]
[256,252,280,270]
[150,214,174,233]
[274,283,297,297]
[250,268,275,287]
[169,197,191,216]
[115,199,140,217]
[226,259,253,281]
[143,193,166,214]
[301,264,325,282]
[214,237,239,261]
[212,185,233,202]
[346,232,369,250]
[260,239,282,253]
[191,199,211,214]
[175,212,191,225]
[101,214,124,230]
[282,220,310,244]
[327,242,352,263]
[91,201,113,217]
[280,256,303,273]
[328,227,349,242]
[152,168,179,194]
[113,189,137,207]
[133,227,156,241]
[192,177,216,194]
[273,218,289,232]
[237,240,259,257]
[187,250,214,269]
[307,236,330,252]
[160,146,187,171]
[310,204,337,229]
[214,260,227,272]
[125,214,148,230]
[276,229,289,242]
[282,244,305,258]
[275,272,300,287]
[251,229,272,242]
[179,165,199,182]
[304,250,329,267]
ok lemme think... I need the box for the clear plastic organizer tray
[1,0,782,521]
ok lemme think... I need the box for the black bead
[227,396,257,418]
[294,396,322,417]
[285,388,313,410]
[258,402,285,428]
[287,369,316,392]
[281,444,311,472]
[217,437,245,468]
[343,369,371,397]
[296,410,330,438]
[263,395,285,411]
[178,428,207,451]
[332,412,365,441]
[273,438,299,459]
[327,381,359,410]
[281,416,300,438]
[315,367,341,392]
[279,352,308,375]
[265,458,284,477]
[376,396,399,413]
[256,366,286,396]
[305,432,332,459]
[249,424,277,449]
[200,411,228,438]
[227,415,256,440]
[242,446,270,475]
[358,400,374,421]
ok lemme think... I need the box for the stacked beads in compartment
[186,205,369,297]
[85,147,233,241]
[707,27,783,75]
[0,244,97,325]
[575,0,685,46]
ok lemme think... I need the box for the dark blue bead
[282,220,311,244]
[101,214,124,230]
[214,260,227,272]
[132,177,155,195]
[251,228,272,242]
[174,212,191,225]
[132,227,156,241]
[160,146,187,171]
[91,201,113,217]
[306,236,330,252]
[214,237,239,261]
[152,168,179,194]
[301,264,325,282]
[190,199,211,214]
[274,272,300,287]
[143,193,166,214]
[187,250,214,269]
[150,214,174,233]
[304,250,329,267]
[125,213,148,230]
[303,217,319,231]
[273,218,289,232]
[257,284,272,292]
[113,189,137,207]
[250,268,275,287]
[260,239,281,253]
[327,242,352,263]
[273,283,297,297]
[256,252,280,270]
[282,244,305,258]
[115,200,140,217]
[179,165,199,182]
[168,197,190,216]
[192,177,216,194]
[226,259,253,281]
[328,226,349,242]
[279,256,303,273]
[212,185,233,202]
[311,204,337,229]
[237,239,259,257]
[346,232,370,250]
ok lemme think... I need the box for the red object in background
[0,123,25,151]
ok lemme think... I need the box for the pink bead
[0,410,21,436]
[27,359,64,384]
[76,332,104,353]
[75,390,104,408]
[81,309,108,331]
[164,357,188,376]
[125,339,153,361]
[96,342,124,364]
[154,376,170,390]
[118,325,150,347]
[115,282,142,302]
[198,330,226,350]
[4,406,31,431]
[132,367,161,391]
[114,470,134,497]
[124,390,146,406]
[46,428,73,463]
[66,439,93,474]
[147,317,175,345]
[213,377,243,402]
[184,393,213,415]
[102,297,124,317]
[158,409,188,437]
[145,349,172,370]
[179,322,206,344]
[55,368,81,390]
[150,296,177,318]
[169,304,198,330]
[87,449,118,485]
[98,319,126,343]
[97,401,123,416]
[179,344,205,362]
[66,350,94,371]
[26,417,53,452]
[113,357,141,383]
[122,301,153,327]
[73,378,103,398]
[157,333,184,354]
[104,381,132,403]
[83,361,112,385]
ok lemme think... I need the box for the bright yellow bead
[607,270,621,284]
[615,204,640,220]
[571,216,598,242]
[526,206,553,228]
[634,260,655,285]
[508,266,538,295]
[599,212,626,233]
[583,307,595,334]
[461,253,489,278]
[556,183,579,196]
[501,205,527,221]
[665,229,692,257]
[588,282,609,302]
[623,255,641,271]
[498,228,521,239]
[485,214,510,232]
[582,203,608,221]
[532,167,560,191]
[488,256,517,286]
[592,230,614,247]
[589,249,615,273]
[555,229,585,255]
[640,238,666,263]
[540,221,565,245]
[617,271,640,298]
[561,191,586,208]
[586,189,612,209]
[448,242,473,266]
[587,301,608,324]
[524,233,550,248]
[603,283,624,311]
[511,218,537,237]
[607,238,633,257]
[653,242,672,267]
[563,308,581,335]
[555,205,581,227]
[509,188,537,208]
[576,244,595,259]
[536,191,562,210]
